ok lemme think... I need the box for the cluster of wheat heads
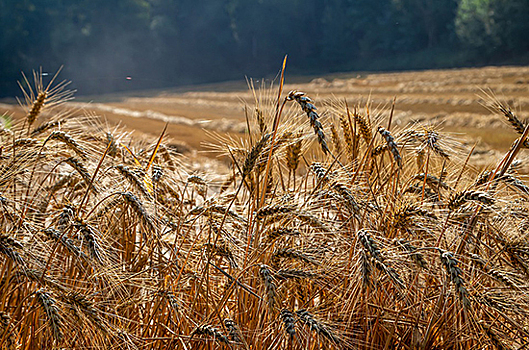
[1,73,529,350]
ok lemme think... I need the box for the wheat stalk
[280,309,296,339]
[191,325,229,344]
[287,91,329,154]
[35,289,63,343]
[377,127,402,168]
[440,251,471,309]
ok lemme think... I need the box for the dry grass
[0,70,529,349]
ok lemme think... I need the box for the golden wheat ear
[35,289,64,343]
[287,91,330,155]
[17,67,74,134]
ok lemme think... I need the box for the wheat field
[0,67,529,349]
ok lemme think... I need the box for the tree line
[1,0,528,97]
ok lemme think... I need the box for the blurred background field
[3,65,529,171]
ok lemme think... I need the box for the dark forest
[1,0,528,96]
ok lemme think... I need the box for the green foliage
[0,113,12,130]
[0,0,528,97]
[456,0,529,55]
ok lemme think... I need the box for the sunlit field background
[3,65,529,168]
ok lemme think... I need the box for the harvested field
[83,66,529,152]
[4,65,529,156]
